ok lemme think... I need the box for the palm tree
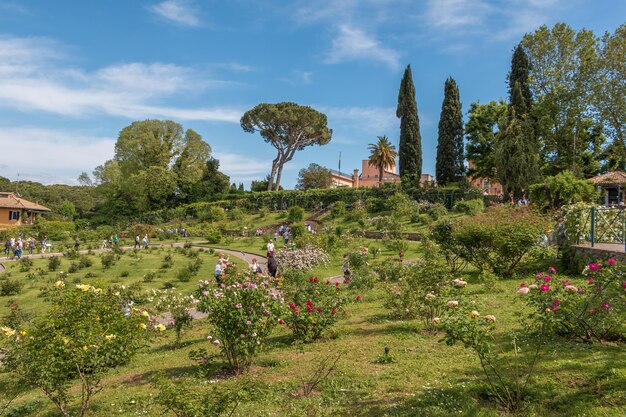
[368,135,398,188]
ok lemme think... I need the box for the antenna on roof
[15,173,20,197]
[338,152,341,173]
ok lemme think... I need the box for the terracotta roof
[589,172,626,186]
[0,192,51,212]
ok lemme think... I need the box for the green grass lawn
[1,241,624,417]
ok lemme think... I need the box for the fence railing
[577,207,626,250]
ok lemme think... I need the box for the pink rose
[549,266,557,274]
[588,263,600,272]
[540,284,550,292]
[544,275,552,282]
[518,287,530,295]
[608,258,616,266]
[588,278,594,284]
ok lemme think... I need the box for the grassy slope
[1,241,625,417]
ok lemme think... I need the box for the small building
[329,160,432,188]
[0,192,51,228]
[467,161,503,197]
[590,171,626,206]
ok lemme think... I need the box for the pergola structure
[590,171,626,206]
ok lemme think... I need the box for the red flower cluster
[309,277,319,283]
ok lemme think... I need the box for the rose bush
[275,245,329,273]
[0,284,155,417]
[283,277,347,342]
[152,289,198,346]
[195,275,284,374]
[520,261,625,343]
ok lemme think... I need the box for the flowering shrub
[283,277,347,342]
[345,251,377,290]
[0,284,154,417]
[385,244,455,331]
[520,262,626,342]
[275,245,329,273]
[375,257,411,282]
[432,207,546,277]
[152,289,198,346]
[195,275,284,373]
[440,298,545,412]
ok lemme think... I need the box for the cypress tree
[436,77,464,185]
[396,65,422,180]
[508,43,532,116]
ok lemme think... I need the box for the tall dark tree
[436,77,464,185]
[508,43,533,116]
[396,65,422,180]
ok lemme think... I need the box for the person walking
[267,252,277,278]
[142,234,149,249]
[40,236,48,254]
[214,259,225,285]
[4,239,10,257]
[134,235,140,249]
[342,254,351,279]
[267,240,275,256]
[28,238,35,255]
[101,239,107,250]
[74,236,80,250]
[250,258,262,275]
[113,234,119,247]
[14,240,23,259]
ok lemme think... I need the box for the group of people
[213,250,278,285]
[133,235,150,249]
[4,236,49,259]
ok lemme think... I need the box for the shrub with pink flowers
[520,262,625,343]
[195,274,284,373]
[282,276,347,342]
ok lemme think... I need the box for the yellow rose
[105,334,117,340]
[63,338,69,345]
[155,323,166,332]
[140,323,147,330]
[1,326,16,337]
[83,345,88,351]
[141,311,150,318]
[55,280,65,289]
[470,310,480,318]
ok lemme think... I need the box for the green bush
[0,279,24,296]
[101,253,117,269]
[455,198,484,215]
[411,213,431,225]
[365,197,386,213]
[529,170,597,210]
[330,201,346,218]
[48,256,61,272]
[143,271,157,283]
[427,203,448,220]
[387,192,413,219]
[432,207,546,277]
[203,206,226,223]
[19,258,33,272]
[206,229,222,244]
[227,207,245,221]
[287,206,305,223]
[176,268,193,283]
[289,223,305,241]
[345,206,366,226]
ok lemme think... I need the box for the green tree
[56,200,77,221]
[77,172,92,187]
[296,163,332,190]
[522,23,601,176]
[114,120,184,177]
[241,102,332,191]
[436,77,464,185]
[397,64,422,180]
[529,170,597,210]
[368,136,398,188]
[173,129,211,199]
[465,100,508,180]
[508,43,533,116]
[189,157,230,200]
[596,24,626,171]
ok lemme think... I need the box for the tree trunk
[267,157,279,191]
[379,166,384,188]
[275,162,285,191]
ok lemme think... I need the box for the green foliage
[289,223,305,241]
[284,277,347,342]
[56,200,77,221]
[227,207,245,221]
[368,136,398,188]
[465,100,508,180]
[1,284,153,417]
[101,253,117,269]
[152,289,196,345]
[205,228,222,244]
[397,64,422,178]
[427,203,448,220]
[432,207,546,277]
[0,279,24,296]
[203,206,226,223]
[386,192,413,219]
[436,77,465,185]
[296,163,332,190]
[151,375,241,417]
[454,198,484,215]
[195,275,284,373]
[19,257,33,272]
[287,206,305,223]
[143,271,157,283]
[330,201,346,218]
[48,256,61,272]
[529,171,597,210]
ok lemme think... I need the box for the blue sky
[0,0,623,189]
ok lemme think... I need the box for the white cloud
[424,0,492,29]
[325,25,400,69]
[279,70,313,85]
[150,0,201,27]
[213,151,272,180]
[0,35,242,123]
[0,127,116,184]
